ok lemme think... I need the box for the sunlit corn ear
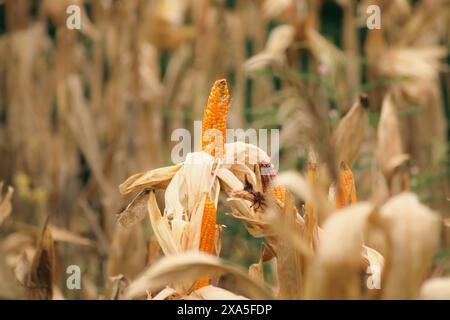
[333,94,369,167]
[332,161,357,210]
[201,79,229,158]
[159,152,222,259]
[119,164,182,195]
[305,203,379,299]
[376,94,409,186]
[193,193,218,289]
[419,278,450,300]
[379,192,440,299]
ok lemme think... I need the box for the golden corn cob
[304,161,317,242]
[201,79,229,158]
[336,161,357,209]
[271,185,286,204]
[194,195,217,289]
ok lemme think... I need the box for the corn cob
[271,185,286,204]
[201,79,229,158]
[194,195,217,289]
[336,161,357,209]
[304,161,317,241]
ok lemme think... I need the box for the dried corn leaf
[27,223,55,300]
[245,25,295,72]
[378,47,447,81]
[377,95,409,182]
[110,274,129,300]
[305,203,375,299]
[152,286,178,300]
[117,189,151,227]
[49,226,94,247]
[192,285,248,300]
[267,192,308,299]
[14,251,31,287]
[380,193,440,299]
[333,95,369,167]
[147,190,178,256]
[124,252,273,300]
[419,277,450,300]
[119,164,182,195]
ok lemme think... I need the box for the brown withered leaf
[110,274,129,300]
[14,251,31,287]
[117,189,151,227]
[27,221,55,300]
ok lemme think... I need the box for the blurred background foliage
[0,0,449,298]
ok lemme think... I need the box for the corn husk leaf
[147,190,179,256]
[117,189,151,227]
[419,277,450,300]
[266,191,308,299]
[119,164,182,195]
[380,192,441,299]
[377,95,409,182]
[124,252,273,300]
[333,95,369,167]
[49,226,94,247]
[110,275,129,300]
[305,203,376,299]
[191,285,248,300]
[245,25,295,72]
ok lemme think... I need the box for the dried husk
[379,192,441,299]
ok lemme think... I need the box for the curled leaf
[117,189,151,227]
[124,252,273,300]
[380,193,440,299]
[119,164,182,195]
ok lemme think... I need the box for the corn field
[0,0,449,300]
